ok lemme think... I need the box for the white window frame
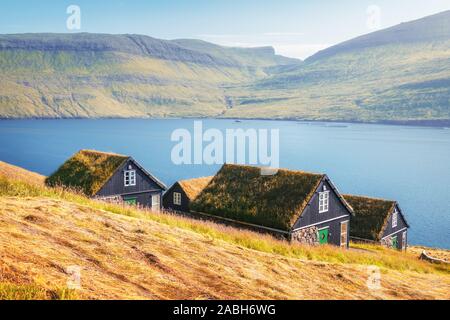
[340,221,349,248]
[173,192,182,206]
[124,170,136,187]
[319,191,330,213]
[392,209,398,228]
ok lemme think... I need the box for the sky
[1,0,450,59]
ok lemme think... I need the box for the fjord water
[1,119,449,249]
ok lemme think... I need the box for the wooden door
[124,197,137,206]
[152,193,160,212]
[318,228,329,245]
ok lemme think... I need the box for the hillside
[308,10,450,61]
[0,33,298,119]
[0,161,45,185]
[0,165,449,300]
[1,11,450,123]
[223,10,450,124]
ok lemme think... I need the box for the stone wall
[291,226,318,245]
[381,236,398,249]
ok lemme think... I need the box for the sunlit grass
[0,282,78,300]
[0,176,448,276]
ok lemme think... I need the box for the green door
[124,197,137,206]
[392,236,398,249]
[318,228,329,245]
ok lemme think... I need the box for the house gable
[380,203,409,239]
[163,182,191,212]
[292,177,352,231]
[46,149,128,196]
[96,158,165,197]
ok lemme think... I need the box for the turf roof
[191,164,324,231]
[46,150,129,196]
[343,195,396,241]
[178,176,214,201]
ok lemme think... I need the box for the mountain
[0,33,299,118]
[0,163,449,300]
[224,10,450,124]
[172,38,299,67]
[308,10,450,61]
[0,11,450,123]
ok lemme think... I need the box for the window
[340,221,349,248]
[319,191,329,213]
[392,209,398,228]
[173,192,182,205]
[152,194,161,212]
[124,170,136,187]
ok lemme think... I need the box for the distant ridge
[308,10,450,61]
[0,33,299,67]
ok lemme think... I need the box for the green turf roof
[46,150,129,196]
[191,164,324,231]
[343,195,396,241]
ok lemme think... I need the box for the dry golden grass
[0,161,45,186]
[0,196,449,300]
[178,176,214,200]
[0,163,449,300]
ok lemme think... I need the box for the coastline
[1,115,449,128]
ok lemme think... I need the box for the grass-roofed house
[343,195,409,250]
[46,150,166,211]
[163,176,213,213]
[190,164,354,247]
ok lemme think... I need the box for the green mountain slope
[0,33,298,118]
[172,39,299,67]
[309,10,450,61]
[224,10,450,124]
[0,10,449,123]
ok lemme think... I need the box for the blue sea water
[0,119,449,249]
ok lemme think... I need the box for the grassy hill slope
[0,161,45,185]
[224,11,450,123]
[0,165,449,300]
[0,33,299,119]
[1,11,450,123]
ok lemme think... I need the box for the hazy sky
[1,0,450,59]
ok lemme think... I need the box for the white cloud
[262,32,305,36]
[195,33,330,60]
[273,44,330,60]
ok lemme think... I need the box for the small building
[46,150,166,210]
[190,164,354,247]
[343,195,409,250]
[163,176,213,212]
